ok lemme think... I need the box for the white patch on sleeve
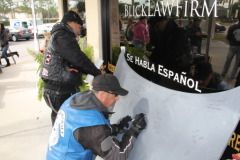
[101,136,112,152]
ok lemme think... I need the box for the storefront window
[105,0,240,93]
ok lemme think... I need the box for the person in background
[40,32,51,54]
[150,17,191,73]
[132,16,149,49]
[194,62,231,92]
[40,11,101,125]
[125,18,134,42]
[46,74,147,160]
[188,18,207,55]
[119,18,123,31]
[0,23,10,67]
[222,18,240,80]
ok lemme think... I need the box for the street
[0,39,51,160]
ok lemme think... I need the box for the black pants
[235,71,240,87]
[43,88,77,125]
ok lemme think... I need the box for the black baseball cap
[92,74,128,96]
[61,11,83,25]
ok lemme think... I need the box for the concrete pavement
[0,39,51,160]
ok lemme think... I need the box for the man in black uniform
[150,17,191,73]
[40,11,101,125]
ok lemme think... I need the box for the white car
[29,23,55,38]
[8,27,32,41]
[37,23,55,37]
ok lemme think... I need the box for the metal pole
[228,0,233,18]
[205,0,215,58]
[205,15,213,57]
[30,0,39,52]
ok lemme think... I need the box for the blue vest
[46,94,110,160]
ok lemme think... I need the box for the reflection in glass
[112,0,238,93]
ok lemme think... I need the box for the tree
[34,0,58,22]
[14,1,31,14]
[231,1,240,18]
[76,1,85,12]
[0,0,12,16]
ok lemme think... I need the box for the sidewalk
[0,40,51,160]
[208,40,229,74]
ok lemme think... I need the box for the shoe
[12,52,19,57]
[6,59,10,67]
[6,63,10,67]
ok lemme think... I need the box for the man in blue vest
[46,74,147,160]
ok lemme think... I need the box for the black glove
[129,113,147,137]
[111,115,132,135]
[118,115,132,129]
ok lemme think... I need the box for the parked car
[38,23,55,37]
[215,23,226,32]
[29,23,55,38]
[8,27,32,41]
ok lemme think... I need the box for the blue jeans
[1,45,9,64]
[222,46,240,79]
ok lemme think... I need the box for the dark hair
[155,16,168,23]
[195,62,213,81]
[61,11,83,25]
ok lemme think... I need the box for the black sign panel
[221,121,240,160]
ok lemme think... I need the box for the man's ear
[95,91,107,100]
[95,91,109,107]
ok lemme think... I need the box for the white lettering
[190,0,201,17]
[173,73,180,83]
[161,1,174,16]
[175,0,182,17]
[187,78,195,88]
[141,5,147,16]
[125,5,129,17]
[123,0,218,18]
[154,2,161,16]
[202,0,218,17]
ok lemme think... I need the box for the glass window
[22,22,28,28]
[106,0,237,93]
